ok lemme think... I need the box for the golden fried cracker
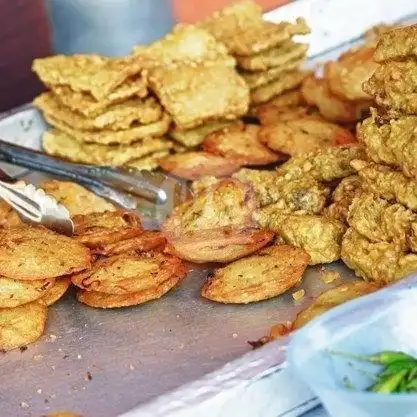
[73,209,143,248]
[258,118,356,156]
[0,277,54,308]
[251,70,311,105]
[149,63,249,130]
[43,112,171,145]
[0,201,22,228]
[159,151,240,180]
[202,123,282,165]
[32,54,144,100]
[292,281,381,329]
[0,226,91,280]
[0,301,48,351]
[40,278,72,306]
[77,273,183,308]
[41,180,115,216]
[201,245,309,303]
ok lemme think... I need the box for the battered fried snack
[73,210,143,248]
[40,278,72,306]
[0,201,22,228]
[76,272,183,308]
[255,208,346,264]
[42,130,174,166]
[348,193,417,251]
[251,70,311,105]
[93,231,166,256]
[255,105,314,125]
[126,150,171,171]
[41,180,115,216]
[292,280,381,329]
[277,145,367,182]
[0,226,91,280]
[42,111,171,145]
[34,93,162,131]
[341,228,417,283]
[352,160,417,211]
[0,277,54,308]
[32,54,144,100]
[191,176,221,195]
[158,152,240,180]
[0,301,48,351]
[202,123,282,165]
[261,89,305,109]
[233,168,329,212]
[258,118,356,156]
[72,251,186,295]
[201,245,309,303]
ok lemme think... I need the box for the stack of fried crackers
[32,55,176,171]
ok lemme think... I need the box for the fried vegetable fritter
[40,278,72,306]
[201,245,309,303]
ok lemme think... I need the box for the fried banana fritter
[149,63,249,130]
[255,208,346,264]
[341,228,417,283]
[292,280,381,329]
[0,226,91,280]
[201,245,309,304]
[0,301,48,351]
[258,118,356,156]
[233,168,329,212]
[41,180,115,216]
[202,123,282,165]
[277,145,367,182]
[40,278,71,306]
[0,201,22,228]
[348,193,417,251]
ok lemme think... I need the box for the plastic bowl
[287,281,417,417]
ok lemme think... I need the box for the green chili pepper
[407,366,417,382]
[397,377,408,393]
[331,350,415,365]
[406,378,417,391]
[368,369,408,394]
[379,361,417,378]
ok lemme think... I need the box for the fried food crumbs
[292,289,305,301]
[321,270,340,284]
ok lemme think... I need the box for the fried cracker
[41,180,115,216]
[126,150,170,171]
[0,201,22,228]
[0,301,48,351]
[40,278,72,306]
[251,70,311,105]
[73,210,143,248]
[202,123,282,165]
[148,63,249,130]
[201,245,309,303]
[42,112,171,145]
[159,151,240,180]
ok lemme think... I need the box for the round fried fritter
[255,104,319,125]
[158,152,240,180]
[0,201,22,228]
[0,226,91,280]
[40,278,72,306]
[201,245,309,303]
[72,251,186,295]
[0,301,48,351]
[76,273,182,308]
[292,280,381,329]
[0,276,55,308]
[73,209,143,248]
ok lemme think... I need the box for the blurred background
[0,0,289,112]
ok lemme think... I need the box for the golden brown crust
[0,201,22,228]
[255,105,317,125]
[40,278,72,306]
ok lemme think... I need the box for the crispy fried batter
[32,54,144,100]
[292,280,381,329]
[41,180,115,216]
[159,151,240,180]
[233,168,329,212]
[0,301,48,351]
[202,123,282,165]
[191,176,221,195]
[341,227,417,283]
[72,251,186,295]
[262,89,305,109]
[258,118,356,156]
[42,130,173,166]
[42,111,171,145]
[40,278,71,306]
[255,208,346,264]
[149,63,249,130]
[0,277,54,308]
[73,210,143,248]
[0,226,91,280]
[0,201,22,228]
[201,245,309,303]
[126,150,171,171]
[277,145,367,182]
[255,105,313,125]
[251,70,311,105]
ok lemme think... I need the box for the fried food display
[202,123,282,165]
[201,245,309,303]
[0,226,91,281]
[40,278,72,306]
